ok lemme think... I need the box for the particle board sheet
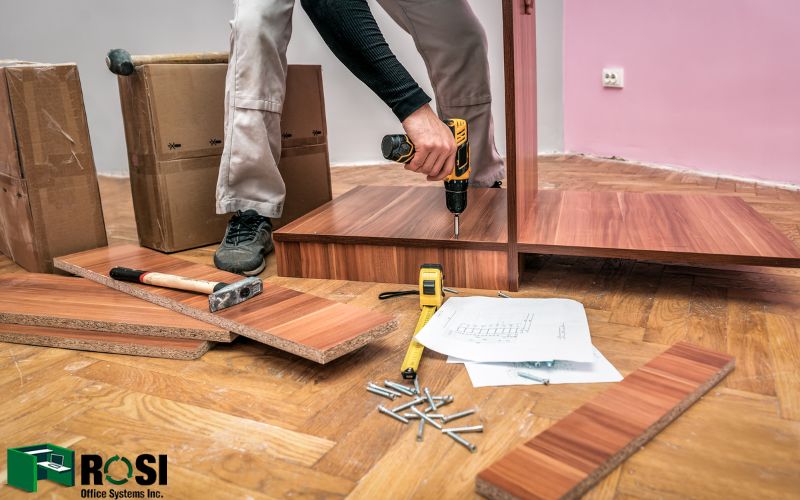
[274,185,508,249]
[0,274,233,342]
[0,323,210,360]
[519,190,800,267]
[54,245,399,363]
[476,342,735,500]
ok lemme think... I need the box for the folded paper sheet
[415,297,594,363]
[460,346,622,388]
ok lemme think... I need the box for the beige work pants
[216,0,504,217]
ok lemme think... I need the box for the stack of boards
[1,245,397,362]
[0,274,227,359]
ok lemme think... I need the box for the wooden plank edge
[518,245,800,268]
[475,348,735,500]
[0,312,235,343]
[0,332,211,360]
[54,257,399,364]
[272,232,509,251]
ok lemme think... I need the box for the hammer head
[106,48,135,76]
[208,277,263,312]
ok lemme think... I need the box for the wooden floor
[1,155,799,498]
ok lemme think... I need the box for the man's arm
[301,0,455,181]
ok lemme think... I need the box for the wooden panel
[519,191,800,267]
[53,245,398,364]
[0,273,232,342]
[0,323,210,360]
[276,241,508,290]
[476,342,735,500]
[503,0,538,291]
[274,185,507,249]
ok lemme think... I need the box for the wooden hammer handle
[129,52,229,66]
[110,267,226,295]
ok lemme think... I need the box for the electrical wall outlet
[602,68,624,88]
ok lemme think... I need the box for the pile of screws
[367,379,482,453]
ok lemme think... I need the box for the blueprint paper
[414,297,594,363]
[462,346,623,388]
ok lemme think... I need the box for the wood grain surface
[54,245,398,363]
[0,273,233,341]
[276,242,509,290]
[274,185,508,248]
[274,185,509,289]
[476,342,735,499]
[502,0,539,291]
[0,323,210,360]
[520,190,800,267]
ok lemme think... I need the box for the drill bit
[453,214,460,239]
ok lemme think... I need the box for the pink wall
[563,0,800,185]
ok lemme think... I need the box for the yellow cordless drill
[381,119,471,239]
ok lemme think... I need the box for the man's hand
[401,104,456,181]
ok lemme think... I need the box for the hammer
[109,267,262,312]
[106,48,229,76]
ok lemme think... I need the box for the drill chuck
[444,179,468,215]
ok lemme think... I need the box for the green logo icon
[104,455,134,485]
[7,444,75,493]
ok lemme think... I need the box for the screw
[384,380,415,397]
[432,395,454,402]
[443,287,460,294]
[411,406,442,430]
[367,386,397,399]
[442,424,483,433]
[403,413,421,419]
[370,382,402,397]
[498,291,510,298]
[377,405,409,424]
[427,397,453,412]
[391,396,425,413]
[445,431,477,453]
[424,387,437,411]
[413,378,420,395]
[517,371,550,385]
[442,409,476,423]
[416,418,425,442]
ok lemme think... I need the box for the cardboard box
[0,62,107,272]
[118,63,331,252]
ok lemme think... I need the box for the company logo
[7,444,75,493]
[7,444,167,496]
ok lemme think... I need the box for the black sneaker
[213,210,273,276]
[491,181,503,188]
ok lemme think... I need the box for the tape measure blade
[401,306,436,378]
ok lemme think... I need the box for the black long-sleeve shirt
[301,0,430,122]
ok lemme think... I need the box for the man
[214,0,503,275]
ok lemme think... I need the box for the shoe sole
[242,259,266,276]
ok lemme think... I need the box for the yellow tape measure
[401,264,444,379]
[401,305,436,379]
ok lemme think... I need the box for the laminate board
[273,185,509,289]
[276,241,509,290]
[274,185,508,248]
[502,0,538,291]
[476,342,735,500]
[0,323,210,360]
[519,191,800,267]
[53,245,398,363]
[0,273,233,342]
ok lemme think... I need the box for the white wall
[0,0,563,175]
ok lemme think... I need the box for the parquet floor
[1,155,799,498]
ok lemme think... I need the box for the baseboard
[553,152,800,192]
